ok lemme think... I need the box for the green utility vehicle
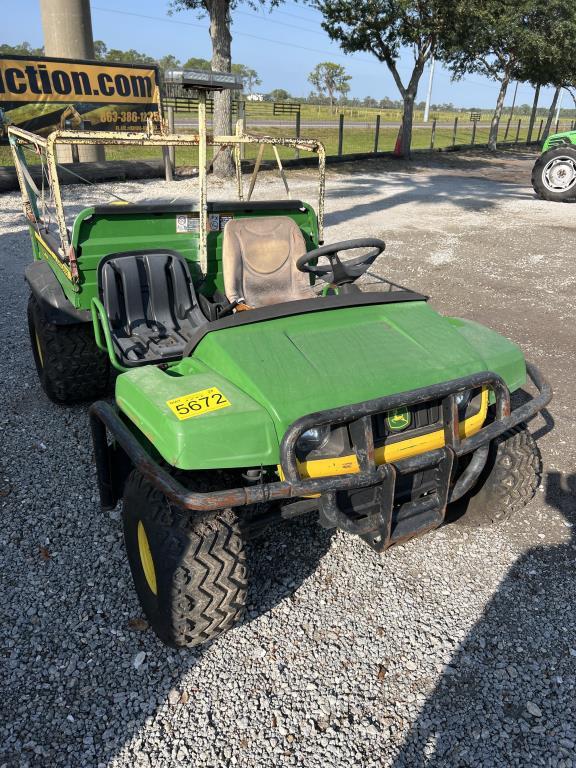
[532,128,576,201]
[9,72,551,648]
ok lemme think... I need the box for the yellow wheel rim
[137,521,157,595]
[35,331,44,368]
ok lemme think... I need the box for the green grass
[179,104,490,124]
[242,103,497,123]
[2,119,573,170]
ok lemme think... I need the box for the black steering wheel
[296,238,385,285]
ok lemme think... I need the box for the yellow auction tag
[166,387,231,420]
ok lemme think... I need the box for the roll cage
[7,119,326,277]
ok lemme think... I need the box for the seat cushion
[222,217,314,307]
[99,249,207,365]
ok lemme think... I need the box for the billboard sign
[0,54,161,142]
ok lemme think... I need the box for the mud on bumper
[90,363,551,551]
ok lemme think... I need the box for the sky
[2,0,561,110]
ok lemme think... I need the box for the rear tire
[27,294,109,404]
[122,469,248,648]
[454,424,542,527]
[531,146,576,202]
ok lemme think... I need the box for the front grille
[372,399,441,446]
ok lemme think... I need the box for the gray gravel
[1,153,575,767]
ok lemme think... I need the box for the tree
[94,42,181,71]
[182,56,212,70]
[104,47,157,64]
[542,87,561,140]
[172,0,295,178]
[0,41,44,56]
[515,1,576,142]
[315,0,455,157]
[157,54,182,73]
[232,64,261,94]
[268,88,291,102]
[445,0,576,149]
[445,1,533,149]
[308,62,351,112]
[93,40,107,60]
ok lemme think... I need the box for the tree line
[0,41,261,95]
[8,40,560,117]
[4,0,576,171]
[170,0,576,172]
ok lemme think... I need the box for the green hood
[116,301,526,469]
[542,129,576,152]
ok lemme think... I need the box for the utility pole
[40,0,104,162]
[423,58,435,123]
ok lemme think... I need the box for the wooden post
[167,106,175,168]
[338,114,344,156]
[537,119,544,142]
[471,120,477,146]
[430,118,437,149]
[163,147,173,182]
[515,119,521,143]
[295,111,301,160]
[452,117,458,147]
[238,101,246,160]
[163,106,173,182]
[555,118,560,134]
[373,114,380,154]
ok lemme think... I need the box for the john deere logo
[387,407,412,431]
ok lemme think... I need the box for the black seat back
[98,250,207,365]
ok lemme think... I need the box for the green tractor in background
[9,72,551,648]
[532,129,576,201]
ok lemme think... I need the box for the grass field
[164,101,491,124]
[221,101,575,124]
[2,119,573,169]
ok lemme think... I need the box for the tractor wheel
[122,469,248,648]
[453,424,542,527]
[27,295,109,404]
[531,146,576,202]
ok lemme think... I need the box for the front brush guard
[90,363,551,549]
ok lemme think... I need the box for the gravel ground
[1,151,575,768]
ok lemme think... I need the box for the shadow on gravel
[393,471,576,766]
[325,174,531,227]
[326,149,539,183]
[1,487,333,766]
[244,514,334,622]
[511,387,555,443]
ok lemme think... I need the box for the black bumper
[90,363,551,548]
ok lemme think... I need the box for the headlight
[455,390,472,417]
[297,425,330,452]
[455,388,483,419]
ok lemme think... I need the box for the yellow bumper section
[284,389,488,481]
